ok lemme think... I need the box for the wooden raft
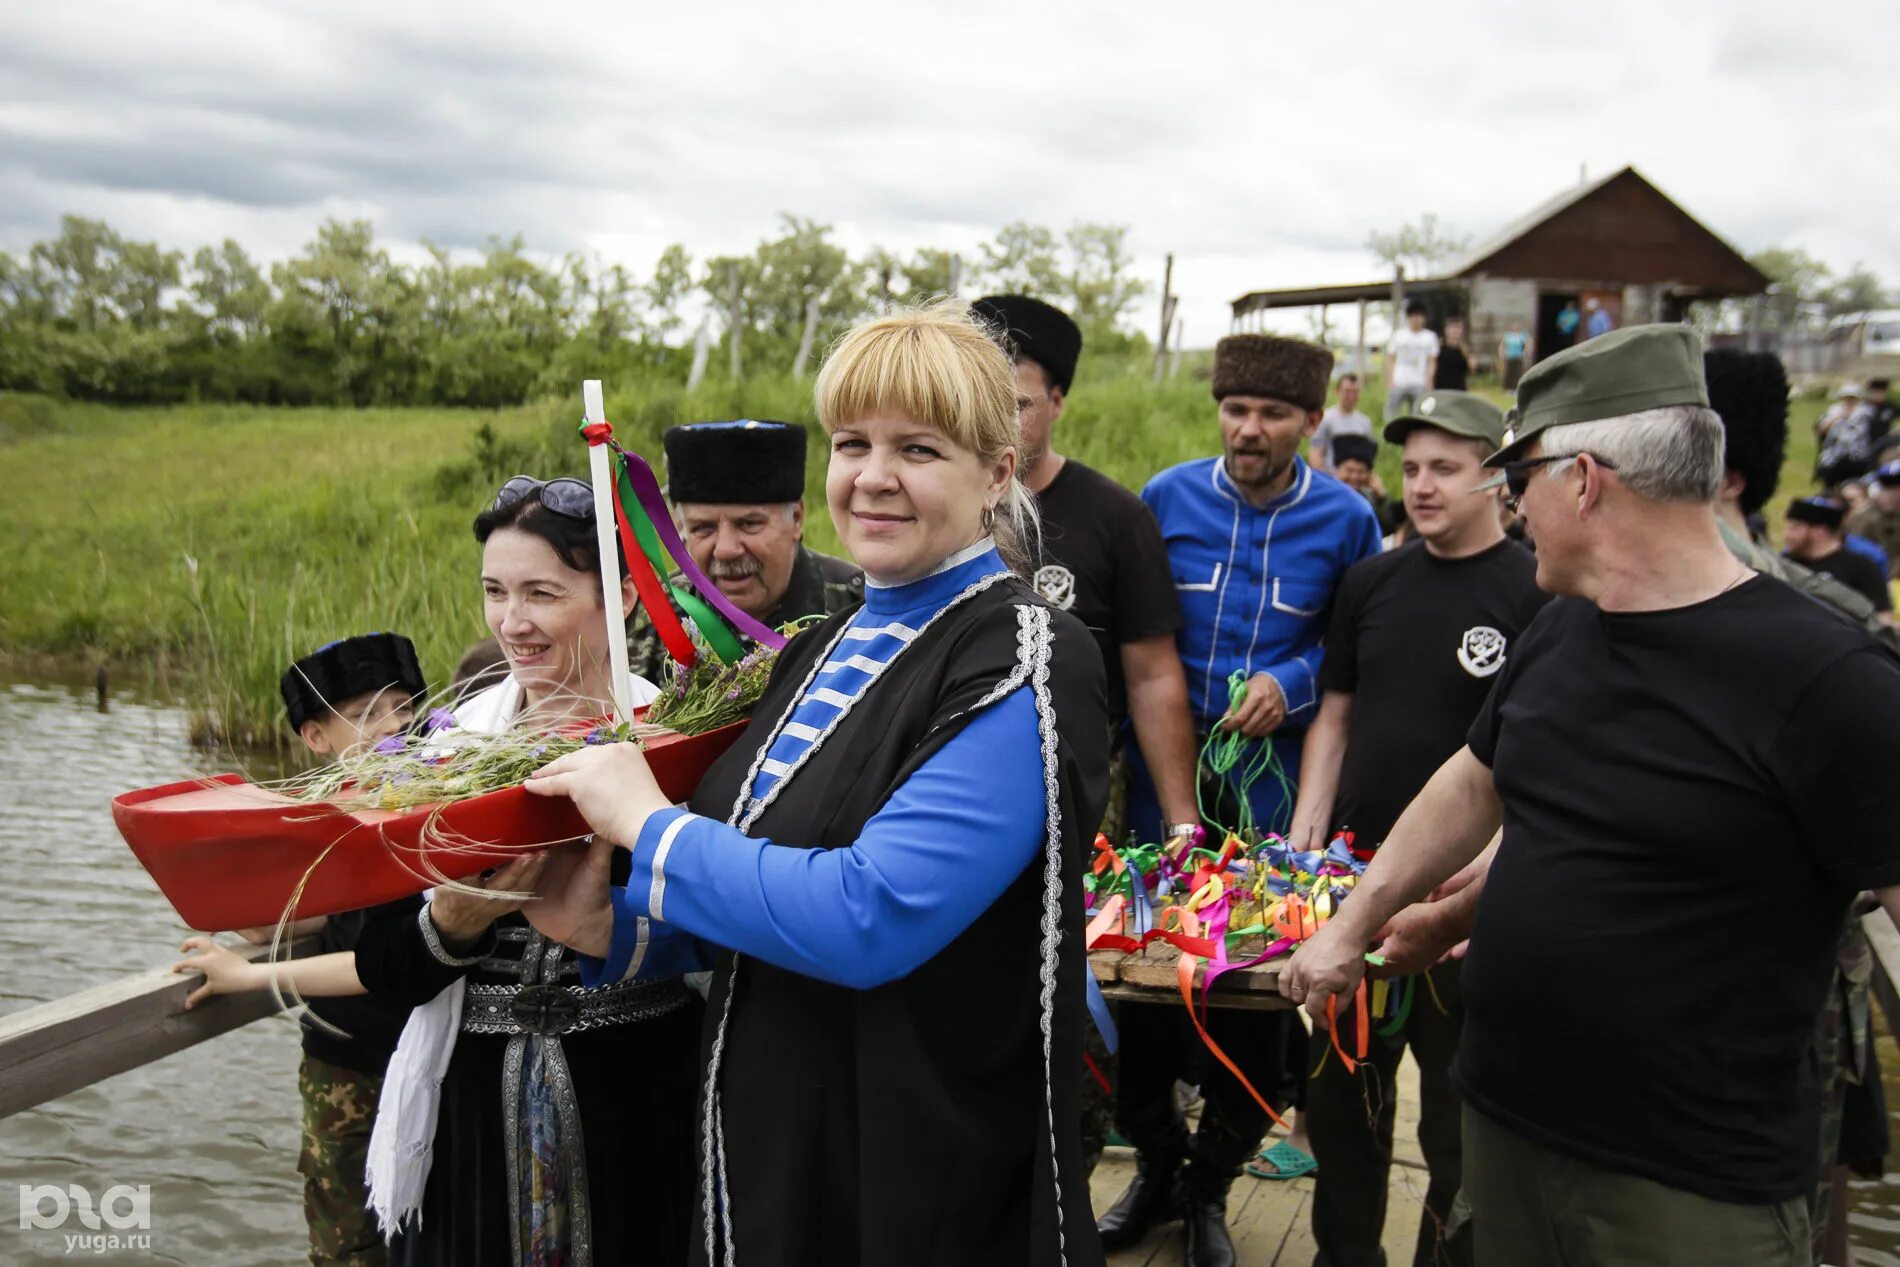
[1089,949,1293,1012]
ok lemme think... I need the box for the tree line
[0,215,1152,408]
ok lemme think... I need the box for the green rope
[1197,670,1298,842]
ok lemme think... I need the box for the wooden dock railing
[0,937,317,1120]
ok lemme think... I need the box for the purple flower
[529,744,548,759]
[425,707,458,733]
[373,735,405,754]
[725,687,742,700]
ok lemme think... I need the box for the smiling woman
[521,302,1113,1266]
[817,300,1041,581]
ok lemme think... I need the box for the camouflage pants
[298,1054,387,1267]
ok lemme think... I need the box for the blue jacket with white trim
[1141,456,1382,731]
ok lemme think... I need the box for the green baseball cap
[1383,390,1508,447]
[1484,324,1710,468]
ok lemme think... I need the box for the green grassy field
[0,368,1828,748]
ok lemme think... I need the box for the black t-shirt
[1033,458,1181,719]
[1319,538,1547,847]
[1434,345,1470,391]
[302,900,416,1076]
[1457,579,1900,1204]
[1799,547,1892,613]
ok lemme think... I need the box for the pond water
[0,670,303,1266]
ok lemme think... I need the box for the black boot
[1180,1166,1237,1267]
[1096,1150,1183,1250]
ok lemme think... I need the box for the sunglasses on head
[1499,452,1619,506]
[493,475,595,520]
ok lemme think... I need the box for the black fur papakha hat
[971,294,1083,393]
[1330,434,1379,467]
[663,420,807,505]
[281,632,426,732]
[1704,348,1789,519]
[1786,495,1846,529]
[1211,334,1334,412]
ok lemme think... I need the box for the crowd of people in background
[170,295,1900,1267]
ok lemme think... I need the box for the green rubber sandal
[1245,1140,1318,1181]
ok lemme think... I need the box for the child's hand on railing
[171,936,267,1008]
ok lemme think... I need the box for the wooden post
[948,252,963,298]
[1152,253,1175,382]
[1170,318,1183,377]
[1355,297,1369,380]
[685,313,712,391]
[1389,267,1406,383]
[791,295,821,378]
[582,379,634,723]
[726,263,742,380]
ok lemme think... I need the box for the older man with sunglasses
[628,420,863,682]
[1280,326,1900,1266]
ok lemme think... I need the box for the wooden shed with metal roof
[1230,166,1770,374]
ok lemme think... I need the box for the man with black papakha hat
[971,294,1200,858]
[1784,495,1892,625]
[628,419,863,682]
[1098,333,1381,1267]
[269,632,429,1267]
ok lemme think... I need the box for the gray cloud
[3,0,1896,342]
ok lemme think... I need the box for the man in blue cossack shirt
[1100,333,1381,1267]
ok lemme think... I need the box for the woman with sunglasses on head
[524,303,1112,1267]
[352,477,705,1267]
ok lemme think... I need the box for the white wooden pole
[582,379,634,722]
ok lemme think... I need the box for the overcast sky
[4,0,1896,346]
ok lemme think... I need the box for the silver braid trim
[698,568,1016,1267]
[701,963,739,1266]
[1025,603,1071,1266]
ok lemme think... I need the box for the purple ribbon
[617,448,787,650]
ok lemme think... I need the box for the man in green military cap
[1281,325,1900,1266]
[1291,390,1547,1267]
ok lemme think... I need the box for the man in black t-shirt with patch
[973,295,1201,837]
[1290,390,1545,1267]
[1281,326,1900,1267]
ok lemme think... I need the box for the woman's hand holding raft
[523,741,673,849]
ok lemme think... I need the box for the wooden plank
[0,936,319,1119]
[1091,951,1293,1012]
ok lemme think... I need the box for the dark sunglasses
[493,475,595,520]
[1500,452,1619,504]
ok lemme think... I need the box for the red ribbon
[584,420,698,668]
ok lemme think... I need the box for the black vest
[686,576,1108,1267]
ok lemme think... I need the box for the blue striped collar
[863,538,1008,619]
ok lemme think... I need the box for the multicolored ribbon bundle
[1086,825,1395,1123]
[579,420,789,669]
